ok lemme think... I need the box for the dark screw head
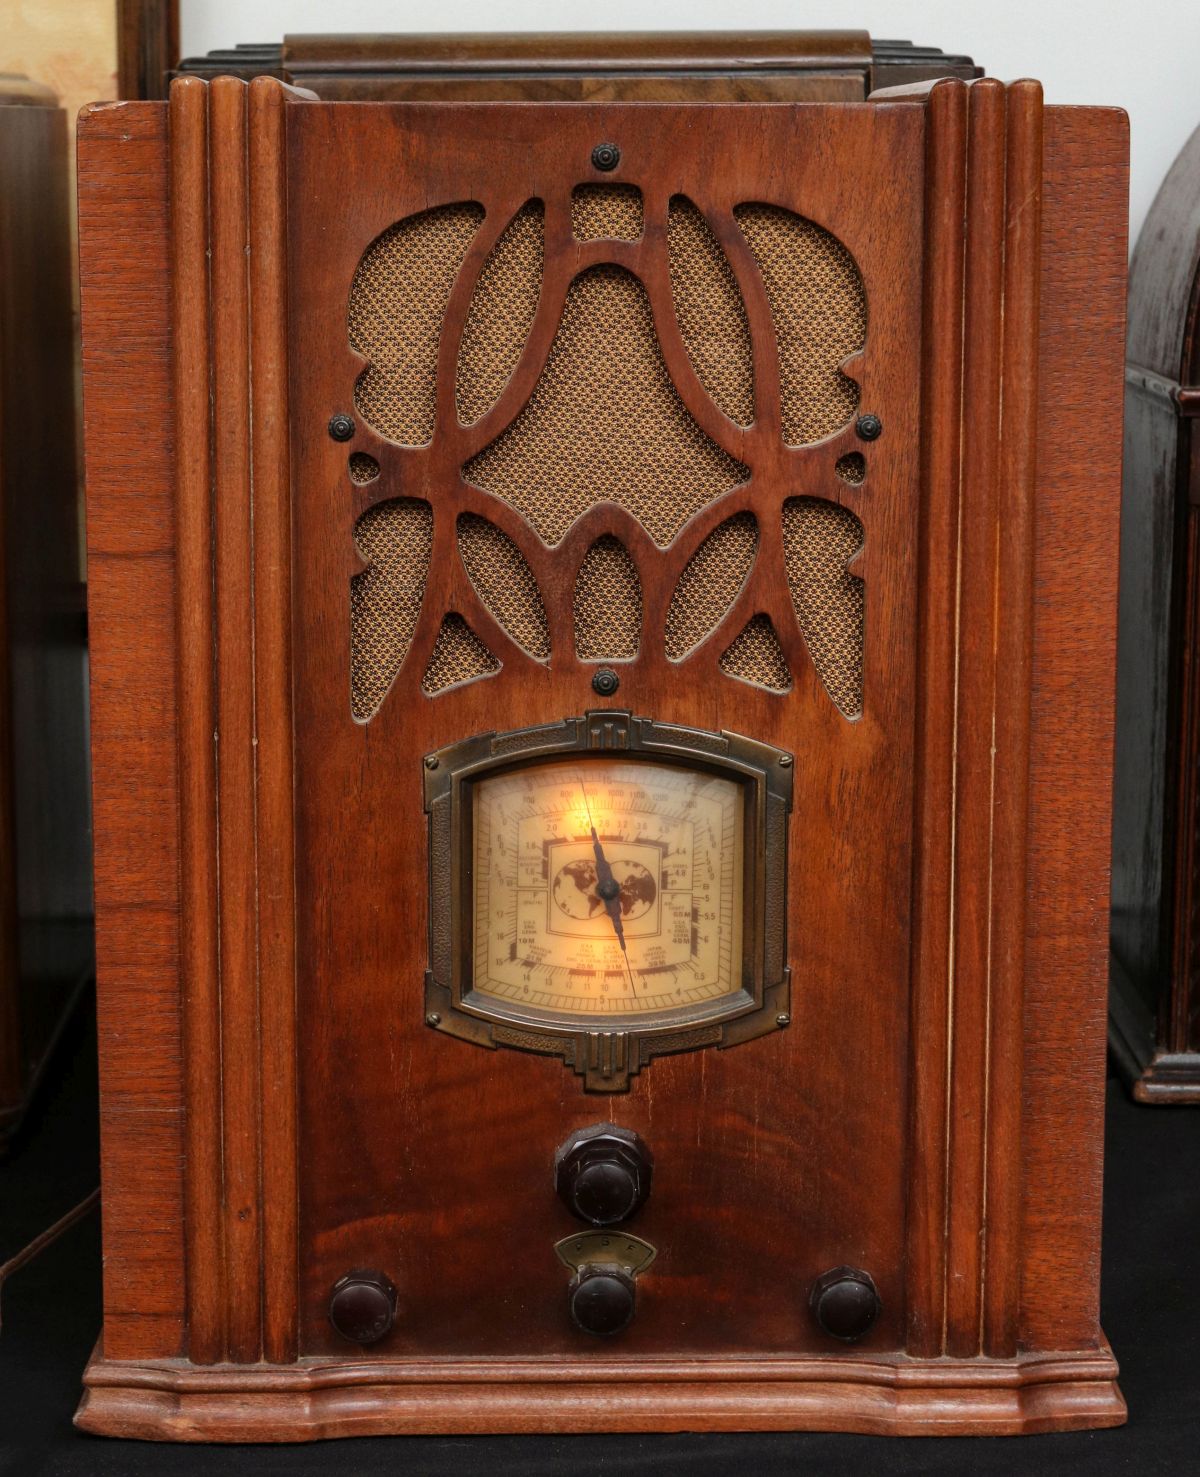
[855,414,883,442]
[592,668,620,697]
[329,1269,397,1345]
[810,1265,881,1343]
[591,143,621,172]
[568,1264,636,1336]
[328,412,355,442]
[424,754,439,770]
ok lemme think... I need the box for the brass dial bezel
[423,712,792,1090]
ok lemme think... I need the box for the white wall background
[182,0,1200,252]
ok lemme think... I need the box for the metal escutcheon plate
[554,1230,657,1275]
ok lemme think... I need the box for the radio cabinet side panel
[77,99,186,1360]
[1021,103,1128,1352]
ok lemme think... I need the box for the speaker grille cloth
[574,535,641,660]
[422,613,501,695]
[350,201,485,446]
[783,497,865,717]
[464,265,749,545]
[665,512,758,660]
[734,203,865,446]
[350,498,434,720]
[457,513,550,660]
[719,614,791,692]
[456,200,545,425]
[348,452,380,484]
[572,184,644,241]
[667,196,754,426]
[836,452,866,485]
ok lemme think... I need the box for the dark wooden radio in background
[75,59,1127,1441]
[1113,123,1200,1101]
[0,76,93,1152]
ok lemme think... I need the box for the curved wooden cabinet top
[1128,121,1200,381]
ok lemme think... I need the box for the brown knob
[555,1123,652,1226]
[568,1263,636,1336]
[809,1266,881,1343]
[329,1269,397,1345]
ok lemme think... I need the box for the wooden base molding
[76,1346,1126,1442]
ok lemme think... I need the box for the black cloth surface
[2,996,1198,1476]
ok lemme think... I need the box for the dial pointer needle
[578,773,640,994]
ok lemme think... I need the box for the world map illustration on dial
[552,859,658,923]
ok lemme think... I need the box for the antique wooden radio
[75,68,1128,1440]
[1113,122,1200,1101]
[0,76,93,1152]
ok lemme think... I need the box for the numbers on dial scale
[472,758,745,1018]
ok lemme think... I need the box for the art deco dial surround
[424,711,793,1090]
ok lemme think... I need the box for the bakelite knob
[568,1264,636,1336]
[809,1266,881,1343]
[328,1269,397,1345]
[555,1123,652,1226]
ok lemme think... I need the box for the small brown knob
[329,1269,397,1345]
[809,1265,881,1343]
[555,1123,652,1226]
[568,1263,636,1336]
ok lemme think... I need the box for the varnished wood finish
[1113,120,1200,1100]
[76,1345,1122,1441]
[78,99,184,1359]
[169,74,303,1367]
[0,78,93,1152]
[289,99,920,1365]
[175,30,981,102]
[76,74,1126,1438]
[1022,103,1127,1351]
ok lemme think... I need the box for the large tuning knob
[568,1263,637,1336]
[555,1123,652,1226]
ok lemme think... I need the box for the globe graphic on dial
[552,858,658,923]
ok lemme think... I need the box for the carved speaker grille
[667,196,754,426]
[665,512,758,660]
[351,498,434,720]
[422,613,500,695]
[456,200,544,426]
[457,514,550,660]
[719,614,791,693]
[735,203,865,445]
[574,536,642,661]
[350,202,485,446]
[783,497,865,717]
[464,265,749,544]
[345,190,871,718]
[572,184,644,241]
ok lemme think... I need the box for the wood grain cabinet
[75,69,1128,1441]
[174,29,981,100]
[0,77,93,1152]
[1112,123,1200,1101]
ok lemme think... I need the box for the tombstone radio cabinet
[75,70,1128,1440]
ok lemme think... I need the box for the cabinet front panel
[287,102,924,1357]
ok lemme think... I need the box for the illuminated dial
[471,757,745,1018]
